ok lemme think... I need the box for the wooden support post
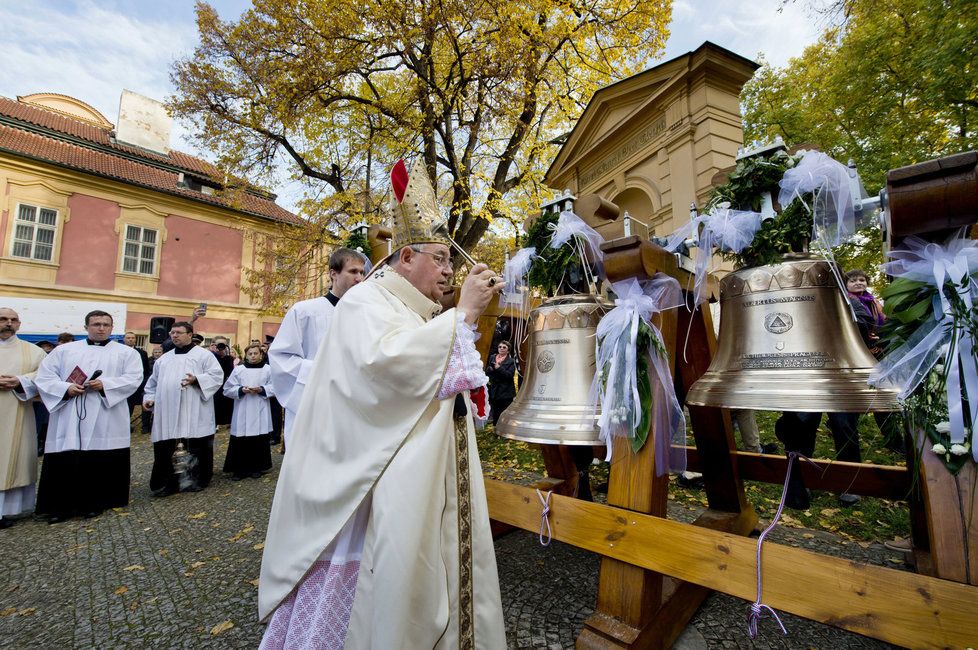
[576,236,756,648]
[917,447,978,585]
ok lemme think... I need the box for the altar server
[33,310,143,522]
[143,321,225,496]
[268,247,365,444]
[222,344,274,480]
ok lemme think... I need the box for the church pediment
[546,42,759,188]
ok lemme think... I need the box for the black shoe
[0,518,13,529]
[184,485,204,493]
[785,488,811,510]
[83,510,103,519]
[47,515,70,524]
[152,487,177,498]
[760,442,780,455]
[251,472,263,479]
[838,493,861,507]
[231,475,244,482]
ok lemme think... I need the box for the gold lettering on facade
[579,116,667,187]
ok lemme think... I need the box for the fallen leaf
[190,561,205,569]
[221,492,232,497]
[16,607,36,616]
[802,533,815,539]
[158,549,169,557]
[0,607,17,617]
[210,620,235,635]
[143,527,152,532]
[246,578,259,587]
[189,512,207,520]
[228,525,255,542]
[821,508,840,517]
[114,586,129,595]
[129,600,140,612]
[210,555,221,561]
[252,542,265,551]
[123,565,145,572]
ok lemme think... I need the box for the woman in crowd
[485,340,517,426]
[222,344,274,480]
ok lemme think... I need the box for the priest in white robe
[0,308,47,528]
[143,320,224,495]
[222,343,274,480]
[267,247,365,446]
[259,159,506,649]
[33,310,143,523]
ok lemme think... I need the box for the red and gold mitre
[389,159,452,250]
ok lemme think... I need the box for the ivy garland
[707,150,813,269]
[524,210,596,296]
[877,276,978,474]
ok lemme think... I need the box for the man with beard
[0,308,47,527]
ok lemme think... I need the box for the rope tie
[536,489,552,547]
[747,450,816,639]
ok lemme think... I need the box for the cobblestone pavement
[0,429,906,648]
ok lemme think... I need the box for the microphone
[89,370,103,381]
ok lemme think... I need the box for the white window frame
[121,224,159,276]
[10,202,58,262]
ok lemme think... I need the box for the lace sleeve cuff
[438,311,489,399]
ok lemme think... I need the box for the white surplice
[259,269,506,649]
[0,336,46,515]
[143,346,224,441]
[223,365,274,437]
[267,295,335,441]
[34,340,143,453]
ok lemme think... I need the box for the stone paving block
[0,428,907,648]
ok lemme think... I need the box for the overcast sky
[1,0,826,204]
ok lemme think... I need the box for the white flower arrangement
[932,443,948,455]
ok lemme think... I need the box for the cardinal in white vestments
[33,311,143,523]
[258,159,506,650]
[222,344,274,480]
[0,308,47,527]
[143,321,225,496]
[268,247,365,446]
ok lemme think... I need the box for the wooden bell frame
[480,174,978,648]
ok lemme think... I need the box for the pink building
[0,91,304,348]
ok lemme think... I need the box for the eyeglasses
[414,250,454,271]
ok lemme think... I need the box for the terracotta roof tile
[0,124,300,225]
[0,97,300,225]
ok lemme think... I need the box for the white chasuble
[268,296,335,424]
[143,346,224,441]
[0,336,46,490]
[223,365,274,437]
[34,340,143,453]
[259,269,505,649]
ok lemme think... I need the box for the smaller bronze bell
[496,294,611,445]
[686,255,900,412]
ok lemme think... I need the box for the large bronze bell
[686,254,901,412]
[496,294,612,444]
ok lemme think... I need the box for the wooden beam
[486,479,978,649]
[681,447,912,500]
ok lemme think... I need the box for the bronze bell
[496,294,612,445]
[686,254,901,412]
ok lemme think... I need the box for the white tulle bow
[870,235,978,460]
[591,276,686,475]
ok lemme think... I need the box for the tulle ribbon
[548,211,605,280]
[664,206,764,304]
[778,150,867,247]
[591,276,686,475]
[869,235,978,460]
[499,247,537,307]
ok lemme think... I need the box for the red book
[66,366,88,385]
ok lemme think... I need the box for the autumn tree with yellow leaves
[169,0,671,310]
